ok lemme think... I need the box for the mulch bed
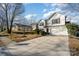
[69,36,79,56]
[9,34,42,42]
[0,40,5,46]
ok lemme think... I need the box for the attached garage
[48,26,68,35]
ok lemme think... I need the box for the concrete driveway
[0,35,70,56]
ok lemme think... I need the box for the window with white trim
[52,18,60,24]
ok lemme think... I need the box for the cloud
[42,11,54,19]
[25,14,37,19]
[44,4,79,25]
[24,4,79,25]
[71,16,79,24]
[25,14,32,19]
[50,3,68,9]
[42,8,62,19]
[43,9,47,13]
[55,8,61,12]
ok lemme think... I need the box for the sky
[17,3,79,25]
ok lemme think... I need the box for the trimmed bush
[33,29,41,34]
[40,30,48,36]
[33,29,48,36]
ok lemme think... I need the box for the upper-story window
[52,18,60,24]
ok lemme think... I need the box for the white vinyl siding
[52,18,60,24]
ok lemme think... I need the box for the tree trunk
[5,4,10,33]
[9,19,14,34]
[9,12,15,34]
[0,18,4,31]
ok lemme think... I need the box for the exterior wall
[12,25,32,32]
[12,25,18,31]
[48,25,68,35]
[47,13,65,26]
[32,25,36,30]
[47,13,68,35]
[18,27,32,32]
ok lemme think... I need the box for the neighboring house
[31,23,38,30]
[38,12,69,35]
[38,19,46,31]
[12,23,32,32]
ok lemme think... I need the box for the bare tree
[0,6,6,31]
[0,18,5,31]
[0,3,24,34]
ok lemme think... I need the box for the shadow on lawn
[16,43,30,46]
[0,35,9,37]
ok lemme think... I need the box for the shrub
[33,29,48,36]
[40,30,48,36]
[66,23,79,35]
[33,29,41,34]
[75,31,79,37]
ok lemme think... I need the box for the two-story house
[38,12,69,35]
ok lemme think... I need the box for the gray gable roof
[38,12,63,24]
[15,23,32,27]
[46,12,62,21]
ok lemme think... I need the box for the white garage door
[50,26,68,35]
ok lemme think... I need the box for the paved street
[0,35,70,56]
